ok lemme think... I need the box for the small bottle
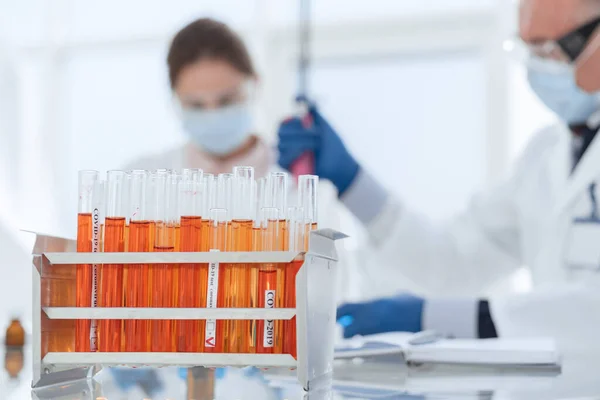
[5,317,25,347]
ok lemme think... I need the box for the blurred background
[0,0,558,327]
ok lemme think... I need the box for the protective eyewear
[505,16,600,64]
[176,81,255,111]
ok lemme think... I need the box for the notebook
[335,334,561,367]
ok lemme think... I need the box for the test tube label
[89,204,101,351]
[205,250,220,348]
[263,290,276,348]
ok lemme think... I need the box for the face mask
[181,104,253,155]
[527,57,600,125]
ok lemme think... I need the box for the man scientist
[278,0,600,353]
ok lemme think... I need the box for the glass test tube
[226,166,254,353]
[200,174,216,252]
[269,172,289,250]
[178,168,204,353]
[257,207,284,354]
[99,170,126,352]
[216,173,233,212]
[298,175,319,250]
[76,170,99,352]
[283,206,305,357]
[249,178,266,348]
[151,170,177,352]
[206,208,228,353]
[124,170,151,352]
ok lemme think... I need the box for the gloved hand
[337,294,424,339]
[277,98,360,196]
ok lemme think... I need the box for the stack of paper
[335,333,561,368]
[405,337,560,366]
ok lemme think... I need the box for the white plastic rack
[30,229,346,391]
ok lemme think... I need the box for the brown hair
[167,18,256,88]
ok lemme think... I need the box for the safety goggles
[175,80,256,111]
[504,16,600,65]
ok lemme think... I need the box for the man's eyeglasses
[505,16,600,65]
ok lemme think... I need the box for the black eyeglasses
[557,16,600,61]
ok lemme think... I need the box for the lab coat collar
[555,122,600,215]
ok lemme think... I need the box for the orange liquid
[172,222,181,347]
[249,226,263,351]
[175,224,181,251]
[283,259,304,358]
[152,222,175,352]
[177,216,203,353]
[223,219,253,353]
[205,221,228,353]
[76,213,92,352]
[99,217,125,352]
[257,221,286,354]
[124,223,130,255]
[124,221,151,352]
[303,222,318,251]
[256,265,285,353]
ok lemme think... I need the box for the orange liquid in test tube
[257,212,284,354]
[249,225,263,350]
[177,216,203,352]
[223,219,252,353]
[99,216,125,352]
[125,220,151,352]
[76,213,92,352]
[152,222,175,352]
[205,216,228,353]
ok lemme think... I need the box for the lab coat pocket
[564,221,600,270]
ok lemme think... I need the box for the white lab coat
[367,122,600,355]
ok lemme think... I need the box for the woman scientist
[278,0,600,354]
[125,18,271,175]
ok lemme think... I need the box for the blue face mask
[181,104,253,155]
[527,58,600,125]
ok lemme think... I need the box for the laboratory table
[2,345,600,399]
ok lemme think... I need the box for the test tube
[150,169,177,352]
[269,172,289,250]
[225,166,254,353]
[76,170,99,352]
[249,178,266,350]
[178,168,204,353]
[205,208,228,353]
[173,171,182,253]
[200,174,216,252]
[257,207,284,354]
[216,173,233,213]
[283,206,305,357]
[99,170,127,352]
[124,170,151,352]
[298,175,319,250]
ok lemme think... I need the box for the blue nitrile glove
[336,294,424,339]
[109,367,162,396]
[277,98,360,196]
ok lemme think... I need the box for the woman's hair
[167,18,256,88]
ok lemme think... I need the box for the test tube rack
[30,229,346,391]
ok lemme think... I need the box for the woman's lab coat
[368,123,600,355]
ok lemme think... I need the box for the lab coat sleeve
[341,168,523,296]
[490,283,600,355]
